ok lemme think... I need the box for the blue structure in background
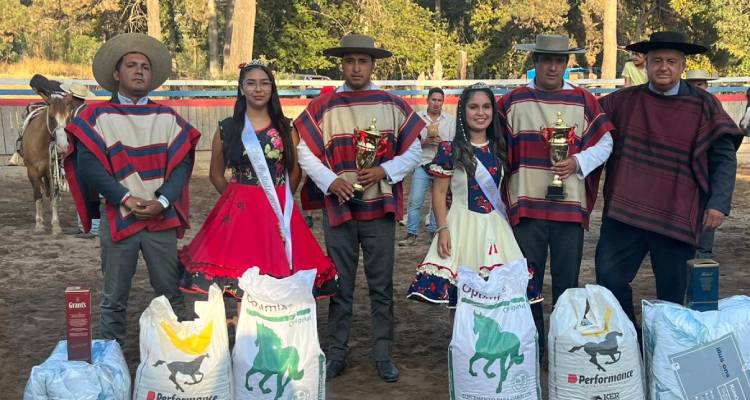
[526,67,592,81]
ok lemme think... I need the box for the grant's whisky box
[686,259,719,312]
[65,287,91,362]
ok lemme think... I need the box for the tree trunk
[222,0,235,71]
[601,0,617,80]
[146,0,161,40]
[458,50,467,80]
[208,0,219,77]
[223,0,256,75]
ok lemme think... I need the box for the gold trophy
[352,118,386,203]
[427,121,439,140]
[541,112,574,200]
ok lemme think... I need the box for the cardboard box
[686,259,719,311]
[65,287,91,363]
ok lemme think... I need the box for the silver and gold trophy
[352,118,387,202]
[541,112,574,200]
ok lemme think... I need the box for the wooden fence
[1,93,747,156]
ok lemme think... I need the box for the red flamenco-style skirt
[179,182,337,299]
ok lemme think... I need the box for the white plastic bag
[133,284,232,400]
[233,267,325,400]
[24,339,130,400]
[643,296,750,400]
[548,284,644,400]
[448,259,541,400]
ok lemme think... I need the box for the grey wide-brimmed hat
[626,31,708,55]
[685,69,718,81]
[516,34,586,54]
[323,34,392,59]
[92,33,172,92]
[60,82,95,99]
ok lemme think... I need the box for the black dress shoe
[326,359,347,381]
[375,360,400,383]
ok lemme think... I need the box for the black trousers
[513,218,584,354]
[595,217,695,326]
[323,214,396,362]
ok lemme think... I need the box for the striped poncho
[498,86,613,228]
[64,101,201,242]
[294,90,424,227]
[599,84,742,245]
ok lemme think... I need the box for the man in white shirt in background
[399,87,455,246]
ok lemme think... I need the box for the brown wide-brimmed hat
[516,34,586,55]
[685,69,718,81]
[92,33,172,93]
[60,82,95,100]
[323,34,392,59]
[626,31,708,55]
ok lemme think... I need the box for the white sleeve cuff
[120,191,131,204]
[158,195,170,209]
[319,172,339,195]
[573,154,585,180]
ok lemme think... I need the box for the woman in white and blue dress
[406,84,539,314]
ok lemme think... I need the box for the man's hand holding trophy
[351,118,390,203]
[541,112,578,200]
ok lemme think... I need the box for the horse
[468,311,525,393]
[153,353,209,392]
[569,331,623,372]
[245,323,304,400]
[20,95,72,235]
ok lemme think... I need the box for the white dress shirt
[526,80,613,179]
[417,110,456,165]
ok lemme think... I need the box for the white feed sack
[643,296,750,400]
[548,284,644,400]
[133,284,232,400]
[449,259,541,400]
[233,267,325,400]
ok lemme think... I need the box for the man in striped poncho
[497,34,615,358]
[596,32,742,328]
[294,34,424,383]
[64,33,201,345]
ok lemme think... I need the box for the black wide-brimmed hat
[323,34,392,59]
[626,31,708,55]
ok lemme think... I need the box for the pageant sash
[474,156,508,222]
[241,116,293,268]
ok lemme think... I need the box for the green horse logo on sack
[245,323,305,399]
[153,354,209,392]
[568,331,623,372]
[469,311,525,393]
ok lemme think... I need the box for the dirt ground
[2,161,749,399]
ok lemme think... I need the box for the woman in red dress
[179,61,337,300]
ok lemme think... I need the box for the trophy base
[545,185,565,201]
[348,189,366,205]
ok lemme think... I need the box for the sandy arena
[2,161,749,399]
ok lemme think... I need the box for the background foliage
[2,0,747,78]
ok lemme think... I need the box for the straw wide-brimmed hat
[60,82,95,99]
[323,34,392,59]
[516,34,586,54]
[685,69,718,81]
[626,31,708,55]
[92,33,171,92]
